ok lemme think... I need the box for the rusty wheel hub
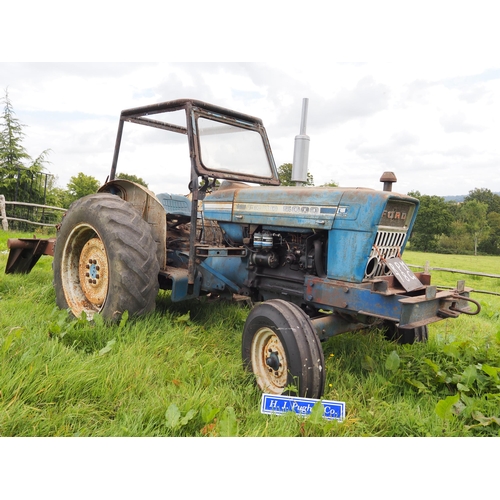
[78,237,109,306]
[251,327,288,393]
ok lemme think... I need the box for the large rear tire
[242,300,325,399]
[53,193,160,321]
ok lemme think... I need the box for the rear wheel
[53,193,160,321]
[242,300,325,398]
[383,322,429,344]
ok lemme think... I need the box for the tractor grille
[364,229,407,279]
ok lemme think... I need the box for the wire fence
[408,263,500,296]
[2,193,499,297]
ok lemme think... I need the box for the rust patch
[78,237,109,306]
[5,238,55,274]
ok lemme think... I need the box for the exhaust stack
[380,171,397,192]
[292,98,310,186]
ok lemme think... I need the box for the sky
[2,0,499,200]
[2,61,499,199]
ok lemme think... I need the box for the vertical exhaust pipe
[380,171,397,192]
[292,98,310,186]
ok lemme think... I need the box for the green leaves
[442,341,462,359]
[165,404,197,430]
[481,363,500,383]
[118,310,129,331]
[218,406,238,437]
[308,401,326,425]
[435,393,461,420]
[175,311,192,325]
[459,364,478,391]
[0,89,46,202]
[66,172,101,202]
[423,358,447,383]
[277,163,314,186]
[465,412,500,430]
[164,403,238,436]
[362,355,376,372]
[98,339,116,356]
[407,192,454,251]
[385,351,400,372]
[434,361,500,427]
[201,405,219,424]
[405,378,428,393]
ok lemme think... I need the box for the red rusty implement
[5,238,55,274]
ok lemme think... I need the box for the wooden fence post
[0,195,8,231]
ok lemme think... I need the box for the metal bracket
[5,238,55,274]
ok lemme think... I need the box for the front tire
[242,300,325,398]
[53,193,160,321]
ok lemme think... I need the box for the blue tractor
[6,99,480,399]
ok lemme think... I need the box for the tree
[116,172,149,188]
[460,200,490,256]
[407,191,454,251]
[0,90,30,168]
[321,180,339,187]
[439,220,474,254]
[465,188,500,215]
[0,88,51,203]
[277,163,314,186]
[46,185,72,209]
[477,211,500,255]
[481,212,500,254]
[66,172,100,206]
[465,188,500,255]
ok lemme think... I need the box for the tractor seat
[156,193,192,218]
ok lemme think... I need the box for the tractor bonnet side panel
[326,190,418,283]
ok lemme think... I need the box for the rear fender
[99,180,167,269]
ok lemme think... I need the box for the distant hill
[443,193,500,203]
[443,195,465,203]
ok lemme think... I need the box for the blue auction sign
[261,394,345,421]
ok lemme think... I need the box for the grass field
[1,232,499,437]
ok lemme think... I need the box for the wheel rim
[61,223,109,318]
[251,326,288,394]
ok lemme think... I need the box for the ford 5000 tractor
[6,99,480,399]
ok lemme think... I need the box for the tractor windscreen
[197,117,275,180]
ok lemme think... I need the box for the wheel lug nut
[92,279,97,284]
[86,273,89,277]
[96,266,100,271]
[96,274,100,279]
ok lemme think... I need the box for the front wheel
[242,300,325,398]
[53,193,160,321]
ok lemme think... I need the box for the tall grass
[1,233,499,437]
